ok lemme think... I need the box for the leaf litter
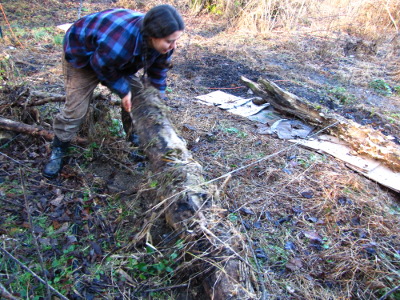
[0,0,399,299]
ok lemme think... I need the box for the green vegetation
[109,118,125,138]
[327,86,356,105]
[369,79,392,96]
[126,249,178,280]
[83,142,99,160]
[222,127,248,138]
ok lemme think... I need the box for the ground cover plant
[0,0,399,299]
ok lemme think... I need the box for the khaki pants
[53,56,143,142]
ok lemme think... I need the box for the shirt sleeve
[147,50,174,92]
[90,47,132,98]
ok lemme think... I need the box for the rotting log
[0,116,87,144]
[129,87,260,299]
[241,76,400,172]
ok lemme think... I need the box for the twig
[0,282,21,300]
[207,86,245,90]
[0,4,24,48]
[0,247,69,300]
[19,169,51,299]
[144,284,188,293]
[234,201,269,299]
[0,197,25,208]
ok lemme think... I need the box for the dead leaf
[286,257,303,271]
[50,194,64,206]
[117,269,135,284]
[54,222,70,234]
[301,190,314,198]
[303,231,323,242]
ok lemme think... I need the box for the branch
[0,283,21,300]
[379,284,400,300]
[0,247,69,300]
[0,116,87,144]
[20,169,51,299]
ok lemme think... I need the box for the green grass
[222,126,248,138]
[327,86,356,105]
[369,79,392,96]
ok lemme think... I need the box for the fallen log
[129,87,260,299]
[0,116,87,144]
[241,76,400,172]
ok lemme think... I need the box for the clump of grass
[369,79,392,96]
[327,86,356,105]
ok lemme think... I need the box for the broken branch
[0,116,87,144]
[241,76,400,172]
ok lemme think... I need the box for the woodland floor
[0,0,400,299]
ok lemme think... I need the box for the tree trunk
[241,76,400,172]
[130,87,259,299]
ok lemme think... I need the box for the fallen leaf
[240,207,255,215]
[50,194,64,206]
[286,257,303,271]
[54,222,70,234]
[303,231,323,242]
[117,269,135,284]
[301,190,314,198]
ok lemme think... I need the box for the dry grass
[160,95,400,299]
[184,0,400,40]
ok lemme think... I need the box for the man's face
[149,30,183,54]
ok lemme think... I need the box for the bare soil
[0,0,399,299]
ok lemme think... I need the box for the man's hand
[121,91,132,112]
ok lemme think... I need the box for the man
[43,5,184,179]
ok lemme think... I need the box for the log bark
[0,116,87,144]
[130,87,259,299]
[241,76,400,172]
[0,116,54,140]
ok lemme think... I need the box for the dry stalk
[0,282,21,300]
[0,4,24,48]
[0,247,68,300]
[19,169,51,299]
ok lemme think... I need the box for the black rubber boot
[43,137,70,179]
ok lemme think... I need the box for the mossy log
[130,87,260,299]
[241,76,400,172]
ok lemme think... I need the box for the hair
[141,4,185,39]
